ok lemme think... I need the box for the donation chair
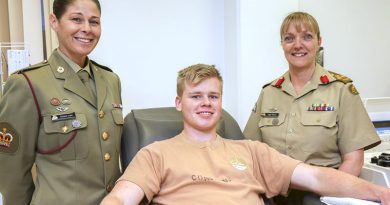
[121,107,244,167]
[120,107,271,205]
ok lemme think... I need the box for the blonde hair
[176,64,223,96]
[280,11,321,41]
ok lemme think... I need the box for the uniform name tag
[51,112,76,122]
[261,113,279,118]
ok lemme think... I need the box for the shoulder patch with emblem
[329,71,352,84]
[349,84,359,95]
[273,77,285,88]
[263,75,285,89]
[90,60,113,72]
[13,60,48,75]
[0,122,20,154]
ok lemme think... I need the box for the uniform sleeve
[243,90,264,141]
[250,141,301,198]
[118,146,162,202]
[337,83,380,154]
[0,74,39,205]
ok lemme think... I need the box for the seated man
[101,64,390,205]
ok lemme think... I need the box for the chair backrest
[121,107,244,168]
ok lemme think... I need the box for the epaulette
[262,82,272,89]
[13,60,49,75]
[329,71,352,84]
[91,60,112,72]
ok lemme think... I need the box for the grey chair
[121,107,244,167]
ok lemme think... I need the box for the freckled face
[281,24,321,70]
[50,0,101,64]
[175,77,222,133]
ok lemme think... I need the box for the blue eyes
[303,34,313,41]
[283,36,294,43]
[190,95,219,100]
[283,33,314,43]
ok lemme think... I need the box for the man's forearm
[291,163,390,203]
[100,180,145,205]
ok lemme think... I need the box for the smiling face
[175,77,222,133]
[281,23,321,71]
[280,12,322,71]
[50,0,101,66]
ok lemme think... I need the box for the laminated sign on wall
[0,43,30,95]
[7,49,30,74]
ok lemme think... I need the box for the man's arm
[100,180,145,205]
[338,149,364,176]
[290,163,390,204]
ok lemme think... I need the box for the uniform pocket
[111,109,124,125]
[301,111,336,128]
[257,112,286,150]
[299,111,338,153]
[41,113,88,160]
[111,108,124,152]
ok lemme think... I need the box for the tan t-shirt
[244,65,380,167]
[120,132,300,205]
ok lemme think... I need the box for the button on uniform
[99,110,105,118]
[102,132,109,141]
[57,66,64,73]
[104,153,111,161]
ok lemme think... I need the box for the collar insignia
[274,77,285,88]
[320,75,329,84]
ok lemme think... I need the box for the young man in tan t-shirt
[101,64,390,205]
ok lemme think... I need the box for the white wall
[91,0,225,116]
[299,0,390,99]
[222,0,239,118]
[8,0,24,42]
[236,0,298,127]
[22,0,43,64]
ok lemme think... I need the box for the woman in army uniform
[244,11,380,205]
[0,0,123,204]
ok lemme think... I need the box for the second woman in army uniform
[244,11,380,205]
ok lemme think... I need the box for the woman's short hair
[280,11,321,41]
[176,64,223,96]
